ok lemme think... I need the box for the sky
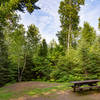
[19,0,100,43]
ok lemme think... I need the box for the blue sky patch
[19,0,100,43]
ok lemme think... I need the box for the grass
[0,87,14,100]
[0,82,71,100]
[1,81,100,100]
[28,83,71,96]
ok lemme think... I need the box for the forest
[0,0,100,88]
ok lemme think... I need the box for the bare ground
[11,91,100,100]
[5,82,60,92]
[3,82,100,100]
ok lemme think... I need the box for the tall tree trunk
[67,0,72,51]
[19,53,26,82]
[17,59,20,82]
[67,24,72,50]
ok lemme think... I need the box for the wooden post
[73,84,76,92]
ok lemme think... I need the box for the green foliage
[0,0,40,86]
[89,37,100,78]
[22,55,34,81]
[0,0,100,87]
[38,39,48,57]
[58,0,85,49]
[57,30,67,49]
[27,24,41,48]
[0,0,40,14]
[98,17,100,30]
[76,35,100,80]
[32,57,52,80]
[0,26,10,87]
[50,48,80,82]
[81,22,96,46]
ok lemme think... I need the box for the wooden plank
[73,86,100,92]
[71,80,100,84]
[70,80,100,92]
[78,86,100,91]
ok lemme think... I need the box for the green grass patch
[0,82,71,100]
[28,83,71,96]
[0,88,14,100]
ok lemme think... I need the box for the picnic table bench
[70,80,100,92]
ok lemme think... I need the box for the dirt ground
[6,82,60,92]
[12,91,100,100]
[5,82,100,100]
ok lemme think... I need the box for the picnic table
[70,80,100,92]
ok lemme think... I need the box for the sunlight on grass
[28,83,70,96]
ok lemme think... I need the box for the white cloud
[79,0,100,34]
[91,0,94,2]
[19,0,60,43]
[19,0,100,43]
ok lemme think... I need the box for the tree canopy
[0,0,100,87]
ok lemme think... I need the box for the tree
[0,0,40,14]
[0,0,40,85]
[0,13,20,84]
[27,24,41,56]
[88,36,100,79]
[57,30,67,50]
[80,22,96,46]
[6,23,41,82]
[57,29,79,50]
[0,27,10,86]
[8,24,27,82]
[77,22,96,79]
[38,39,48,57]
[22,24,41,81]
[78,40,90,79]
[22,55,34,81]
[58,0,85,51]
[98,17,100,30]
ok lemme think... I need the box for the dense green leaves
[58,0,85,50]
[38,39,48,57]
[0,0,100,86]
[0,0,40,85]
[0,32,9,86]
[98,18,100,30]
[81,22,96,46]
[27,24,41,50]
[0,0,40,13]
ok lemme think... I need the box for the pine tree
[81,22,96,46]
[78,22,96,79]
[0,26,9,86]
[38,39,48,57]
[57,30,67,50]
[27,24,41,56]
[0,0,40,85]
[98,18,100,30]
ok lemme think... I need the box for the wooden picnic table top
[71,80,100,84]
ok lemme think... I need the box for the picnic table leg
[73,85,76,92]
[74,87,76,92]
